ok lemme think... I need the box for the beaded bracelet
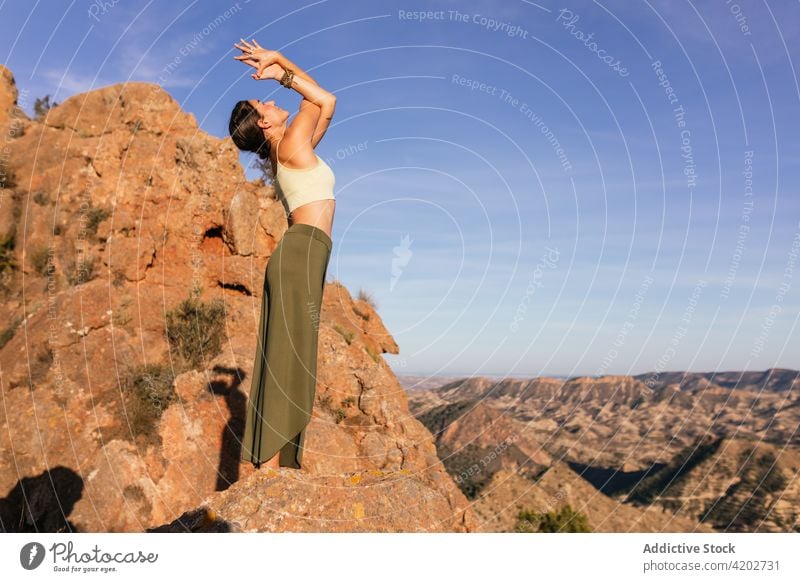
[280,68,295,88]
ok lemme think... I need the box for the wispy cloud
[116,40,198,88]
[41,68,113,97]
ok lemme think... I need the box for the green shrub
[341,396,356,408]
[515,504,592,533]
[352,305,370,320]
[0,231,16,274]
[332,323,355,345]
[32,191,49,205]
[31,246,51,276]
[30,345,54,383]
[85,206,111,237]
[0,316,23,350]
[33,95,58,120]
[121,363,177,438]
[0,166,17,190]
[316,392,348,423]
[66,253,97,286]
[332,407,346,424]
[357,287,377,309]
[165,289,226,370]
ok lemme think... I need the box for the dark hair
[229,100,272,179]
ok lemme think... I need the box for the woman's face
[248,99,289,131]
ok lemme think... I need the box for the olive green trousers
[241,223,332,469]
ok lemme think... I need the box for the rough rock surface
[0,66,475,532]
[150,467,471,532]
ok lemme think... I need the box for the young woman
[228,39,337,471]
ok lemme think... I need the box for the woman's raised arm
[234,39,337,149]
[234,39,327,99]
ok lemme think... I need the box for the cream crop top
[273,138,335,215]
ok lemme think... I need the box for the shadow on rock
[147,508,236,532]
[208,365,248,492]
[0,466,83,532]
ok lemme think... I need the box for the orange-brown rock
[0,66,475,532]
[0,64,26,124]
[150,467,472,533]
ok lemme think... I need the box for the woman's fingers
[232,53,257,67]
[234,38,267,53]
[233,38,272,74]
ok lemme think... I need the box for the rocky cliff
[0,64,474,532]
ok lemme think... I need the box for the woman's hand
[233,38,282,79]
[238,60,283,81]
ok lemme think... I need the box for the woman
[228,39,337,470]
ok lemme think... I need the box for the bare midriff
[288,199,335,240]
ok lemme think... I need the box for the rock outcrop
[150,467,470,532]
[0,65,475,532]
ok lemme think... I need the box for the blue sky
[2,0,799,377]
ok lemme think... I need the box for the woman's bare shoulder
[277,132,317,169]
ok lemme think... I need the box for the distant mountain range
[396,368,799,392]
[403,368,799,532]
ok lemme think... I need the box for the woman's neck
[267,129,286,148]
